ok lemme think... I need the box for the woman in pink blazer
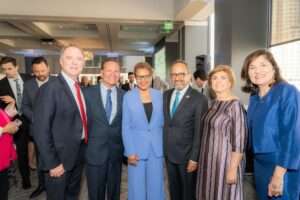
[0,96,20,200]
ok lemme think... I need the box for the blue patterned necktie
[171,91,180,117]
[14,79,22,110]
[105,89,112,123]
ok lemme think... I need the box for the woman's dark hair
[241,49,284,93]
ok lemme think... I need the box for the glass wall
[271,0,300,45]
[270,0,300,89]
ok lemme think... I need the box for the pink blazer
[0,109,17,171]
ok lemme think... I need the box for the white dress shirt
[61,71,86,139]
[36,77,49,87]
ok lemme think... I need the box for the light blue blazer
[122,88,164,159]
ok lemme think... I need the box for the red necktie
[74,82,88,143]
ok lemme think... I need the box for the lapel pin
[186,95,190,99]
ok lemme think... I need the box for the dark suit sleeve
[32,83,60,170]
[21,82,33,123]
[0,79,12,109]
[190,94,208,162]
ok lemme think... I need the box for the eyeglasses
[170,72,187,78]
[136,75,152,81]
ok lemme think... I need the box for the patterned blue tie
[105,89,112,123]
[15,79,22,111]
[171,91,180,117]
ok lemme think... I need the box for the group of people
[0,45,300,200]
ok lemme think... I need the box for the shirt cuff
[5,105,18,118]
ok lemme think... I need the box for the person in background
[0,56,32,189]
[96,76,102,84]
[80,76,90,87]
[152,73,168,92]
[22,56,54,199]
[163,60,208,200]
[193,69,212,104]
[196,65,248,200]
[122,62,165,200]
[121,72,136,91]
[84,58,124,200]
[0,97,19,200]
[241,49,300,200]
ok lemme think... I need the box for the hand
[128,155,139,166]
[49,164,65,177]
[268,175,284,197]
[186,160,198,173]
[3,122,19,134]
[0,96,15,104]
[226,168,238,184]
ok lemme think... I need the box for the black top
[143,102,153,123]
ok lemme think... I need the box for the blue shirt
[247,82,300,170]
[169,84,189,116]
[100,83,117,124]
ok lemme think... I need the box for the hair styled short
[133,62,153,76]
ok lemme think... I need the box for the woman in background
[122,62,165,200]
[0,96,19,200]
[241,49,300,200]
[196,65,248,200]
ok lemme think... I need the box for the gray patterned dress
[196,99,248,200]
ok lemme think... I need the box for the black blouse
[143,102,153,123]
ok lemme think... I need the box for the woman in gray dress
[196,65,248,200]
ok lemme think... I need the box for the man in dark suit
[0,56,32,189]
[22,56,55,198]
[121,71,136,91]
[32,45,87,200]
[163,60,208,200]
[84,58,124,200]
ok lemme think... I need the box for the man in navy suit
[0,56,32,189]
[163,60,208,200]
[84,58,124,200]
[22,56,54,198]
[33,45,87,200]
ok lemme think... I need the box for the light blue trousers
[127,148,165,200]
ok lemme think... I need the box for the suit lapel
[133,88,149,126]
[172,86,193,120]
[57,74,79,114]
[99,84,112,125]
[33,79,39,92]
[111,88,122,125]
[166,89,174,120]
[3,77,16,99]
[31,80,39,102]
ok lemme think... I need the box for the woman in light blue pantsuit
[122,62,165,200]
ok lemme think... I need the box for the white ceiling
[0,0,214,57]
[0,20,182,56]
